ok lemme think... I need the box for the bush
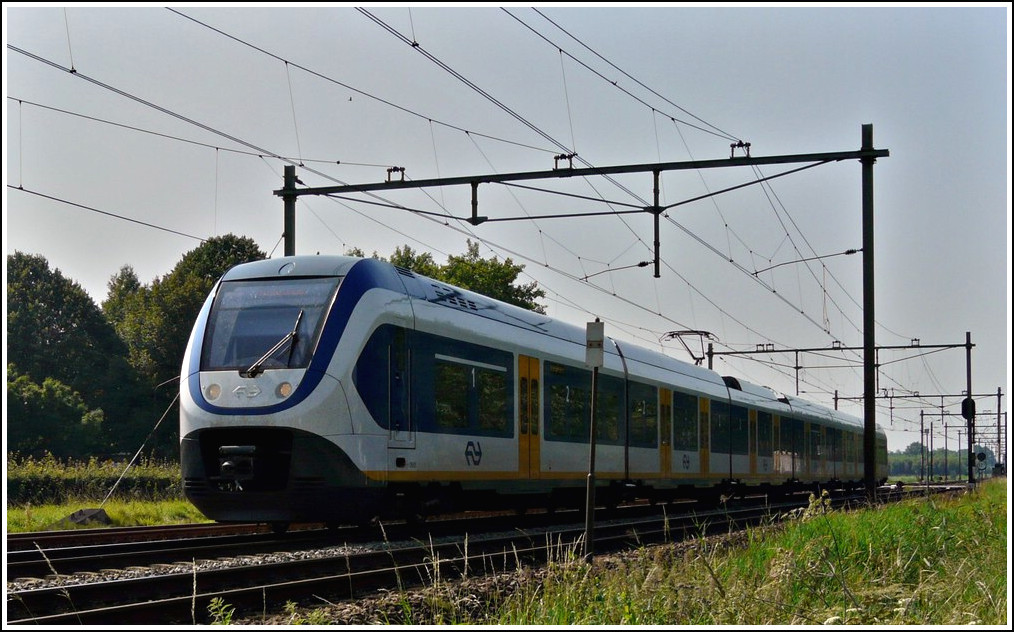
[6,452,182,507]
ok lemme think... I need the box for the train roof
[219,255,362,281]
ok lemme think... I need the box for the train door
[749,409,757,476]
[699,397,710,477]
[820,425,828,479]
[803,421,812,479]
[772,414,781,478]
[518,355,541,479]
[659,389,672,477]
[388,329,414,449]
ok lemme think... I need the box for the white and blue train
[180,255,888,530]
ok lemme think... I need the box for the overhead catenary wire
[354,7,654,248]
[511,7,741,143]
[7,96,408,170]
[166,8,561,158]
[9,186,206,242]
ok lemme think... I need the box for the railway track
[7,502,774,625]
[7,485,960,625]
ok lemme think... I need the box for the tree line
[887,441,997,479]
[6,237,544,462]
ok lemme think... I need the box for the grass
[6,452,200,532]
[504,481,1007,625]
[251,479,1007,625]
[7,452,183,507]
[5,498,213,532]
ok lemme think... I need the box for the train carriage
[180,255,888,529]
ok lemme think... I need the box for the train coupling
[218,445,257,484]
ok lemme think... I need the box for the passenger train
[180,255,888,530]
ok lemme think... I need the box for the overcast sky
[4,3,1010,453]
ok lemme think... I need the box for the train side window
[596,374,623,444]
[672,391,698,451]
[712,400,730,453]
[353,324,396,429]
[548,382,585,441]
[520,377,529,434]
[730,405,749,455]
[434,360,470,429]
[477,368,509,433]
[628,381,658,448]
[545,361,589,443]
[698,399,710,453]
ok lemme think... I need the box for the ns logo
[465,441,483,466]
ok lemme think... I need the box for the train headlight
[204,383,221,401]
[276,382,293,398]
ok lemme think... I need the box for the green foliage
[283,601,331,625]
[888,445,996,479]
[6,453,183,507]
[6,368,105,458]
[6,252,148,456]
[442,240,546,313]
[488,483,1008,625]
[387,244,442,278]
[349,240,546,313]
[6,498,208,532]
[7,252,129,391]
[208,598,235,625]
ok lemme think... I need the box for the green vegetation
[348,240,546,313]
[7,235,266,460]
[5,453,202,532]
[7,453,183,506]
[889,441,998,479]
[6,498,211,533]
[255,480,1006,625]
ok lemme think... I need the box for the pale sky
[4,3,1011,454]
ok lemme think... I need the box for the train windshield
[200,277,341,372]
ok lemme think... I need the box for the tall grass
[7,452,184,506]
[489,482,1007,625]
[6,498,211,532]
[6,452,203,532]
[262,480,1007,625]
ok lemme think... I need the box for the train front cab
[181,257,409,528]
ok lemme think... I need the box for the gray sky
[4,3,1011,453]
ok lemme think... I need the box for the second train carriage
[180,255,888,527]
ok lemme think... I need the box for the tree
[7,365,105,459]
[8,252,130,394]
[348,241,546,313]
[441,241,546,313]
[387,245,441,278]
[101,265,141,326]
[6,252,144,454]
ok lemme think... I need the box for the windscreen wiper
[241,309,304,378]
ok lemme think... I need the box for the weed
[207,597,235,625]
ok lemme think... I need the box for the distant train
[180,255,888,531]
